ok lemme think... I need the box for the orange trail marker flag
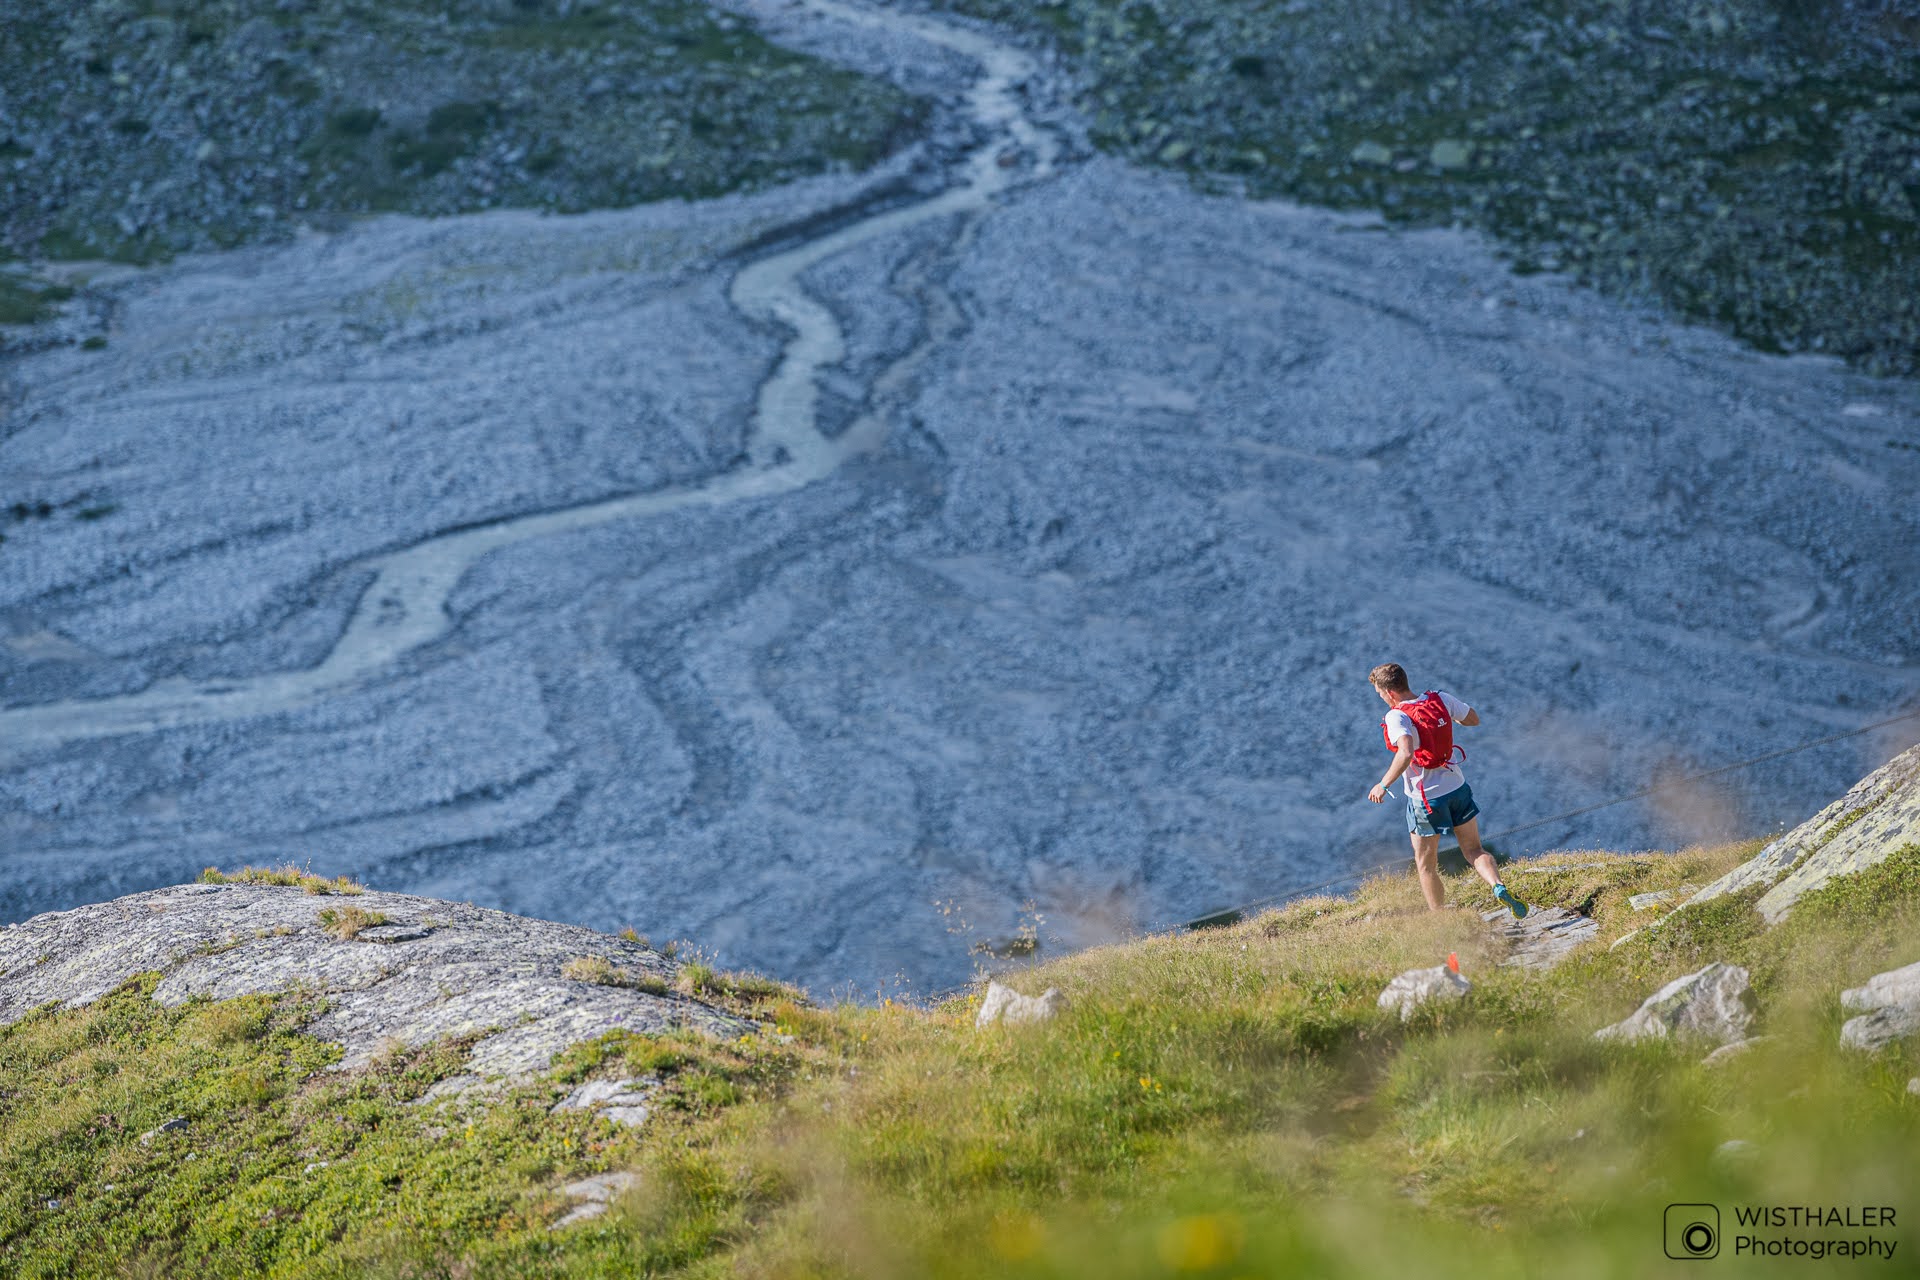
[1447,952,1460,974]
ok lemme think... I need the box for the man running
[1365,663,1527,918]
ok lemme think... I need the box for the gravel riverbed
[3,0,1917,996]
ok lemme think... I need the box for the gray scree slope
[3,0,1918,995]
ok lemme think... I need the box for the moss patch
[0,273,73,326]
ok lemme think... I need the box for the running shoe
[1493,883,1528,920]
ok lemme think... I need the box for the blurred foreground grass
[4,841,1918,1276]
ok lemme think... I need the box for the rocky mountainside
[2,746,1918,1276]
[932,0,1920,376]
[1684,740,1920,920]
[0,0,920,269]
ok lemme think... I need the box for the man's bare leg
[1454,817,1503,889]
[1457,816,1528,917]
[1410,833,1446,910]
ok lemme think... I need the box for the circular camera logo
[1665,1204,1721,1260]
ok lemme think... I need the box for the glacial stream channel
[0,0,1058,756]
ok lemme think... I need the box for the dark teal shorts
[1407,782,1479,837]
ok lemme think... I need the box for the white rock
[560,1171,641,1202]
[550,1202,609,1229]
[1700,1037,1768,1067]
[1376,964,1470,1022]
[137,1116,190,1145]
[0,883,746,1079]
[1712,1139,1758,1168]
[1841,959,1920,1013]
[548,1170,641,1229]
[1840,1008,1920,1051]
[1839,960,1920,1052]
[551,1077,658,1127]
[1907,1078,1920,1096]
[1350,140,1393,167]
[976,981,1068,1027]
[414,1074,492,1105]
[555,1079,636,1107]
[1594,963,1754,1045]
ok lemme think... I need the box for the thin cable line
[1163,706,1920,934]
[1486,708,1920,843]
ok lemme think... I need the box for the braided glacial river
[0,1,1055,754]
[3,0,1917,993]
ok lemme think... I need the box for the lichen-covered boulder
[0,883,752,1077]
[976,980,1067,1027]
[1594,963,1754,1045]
[1377,964,1471,1021]
[1682,744,1920,923]
[1839,959,1920,1052]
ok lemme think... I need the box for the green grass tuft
[199,863,366,895]
[312,905,387,948]
[560,954,669,995]
[314,905,389,941]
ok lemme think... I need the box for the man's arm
[1368,734,1417,803]
[1460,707,1480,727]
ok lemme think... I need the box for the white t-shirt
[1383,690,1471,803]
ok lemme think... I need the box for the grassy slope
[4,842,1919,1276]
[931,0,1920,378]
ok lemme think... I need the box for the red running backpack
[1381,691,1465,810]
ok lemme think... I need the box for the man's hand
[1373,735,1416,803]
